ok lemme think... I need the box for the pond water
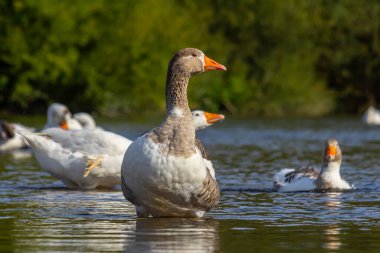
[0,117,379,252]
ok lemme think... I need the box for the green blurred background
[1,0,379,117]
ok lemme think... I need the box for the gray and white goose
[274,138,352,192]
[121,48,226,217]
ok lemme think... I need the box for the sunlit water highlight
[1,117,379,252]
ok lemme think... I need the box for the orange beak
[204,55,227,71]
[59,120,69,130]
[326,145,336,157]
[204,112,225,124]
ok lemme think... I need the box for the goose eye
[192,53,197,57]
[195,113,200,116]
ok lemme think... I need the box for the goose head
[166,49,226,115]
[168,48,226,76]
[322,138,342,166]
[47,103,72,130]
[192,110,225,130]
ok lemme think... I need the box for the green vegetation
[1,0,379,116]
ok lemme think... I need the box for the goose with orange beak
[192,110,225,130]
[192,110,225,176]
[121,48,226,217]
[44,103,82,130]
[18,108,222,189]
[274,138,352,192]
[0,103,80,152]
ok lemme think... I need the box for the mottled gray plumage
[195,138,209,159]
[190,168,220,211]
[284,166,320,184]
[148,113,196,157]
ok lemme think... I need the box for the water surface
[1,117,379,252]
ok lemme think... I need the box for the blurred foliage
[0,0,379,116]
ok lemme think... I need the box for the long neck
[148,67,196,157]
[321,161,341,175]
[166,69,191,116]
[317,161,342,187]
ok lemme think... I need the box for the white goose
[44,103,82,130]
[362,106,380,125]
[192,110,225,171]
[274,138,352,192]
[0,103,82,152]
[121,48,226,217]
[20,128,132,190]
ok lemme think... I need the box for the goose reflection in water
[123,218,219,253]
[325,192,343,209]
[324,192,343,252]
[324,225,342,252]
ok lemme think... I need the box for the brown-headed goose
[121,48,226,217]
[274,138,352,192]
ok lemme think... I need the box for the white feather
[274,168,317,192]
[19,128,132,189]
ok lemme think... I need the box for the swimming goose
[44,103,82,130]
[274,138,352,192]
[121,48,226,217]
[0,121,35,152]
[362,106,380,125]
[20,128,132,189]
